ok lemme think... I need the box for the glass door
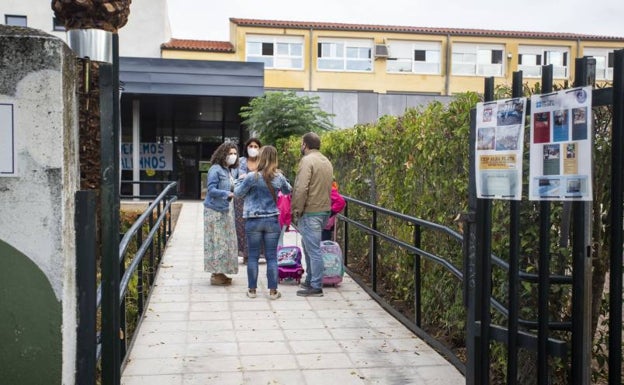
[175,143,200,199]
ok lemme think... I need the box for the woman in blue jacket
[234,146,291,299]
[203,142,240,286]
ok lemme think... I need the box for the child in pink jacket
[322,181,346,241]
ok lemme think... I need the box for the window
[246,35,303,70]
[584,48,615,80]
[518,45,569,79]
[317,38,372,72]
[5,15,27,27]
[387,40,441,74]
[452,43,504,76]
[53,17,66,31]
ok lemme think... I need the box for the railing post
[343,202,349,266]
[148,209,155,286]
[371,210,378,293]
[136,220,144,315]
[413,224,422,327]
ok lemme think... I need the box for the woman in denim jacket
[234,146,291,299]
[203,142,240,286]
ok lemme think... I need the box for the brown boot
[210,273,232,286]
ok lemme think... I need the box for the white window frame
[317,38,373,72]
[518,45,569,79]
[246,35,304,70]
[452,43,505,77]
[583,47,614,81]
[387,40,441,74]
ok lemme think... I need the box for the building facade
[1,1,264,200]
[163,18,624,94]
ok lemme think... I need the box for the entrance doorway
[175,143,200,199]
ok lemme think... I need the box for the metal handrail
[339,195,466,372]
[95,181,177,363]
[338,194,573,373]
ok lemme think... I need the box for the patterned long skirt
[203,205,239,274]
[233,196,247,257]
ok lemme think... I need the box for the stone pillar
[0,26,79,385]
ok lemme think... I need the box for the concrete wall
[297,90,452,128]
[0,25,79,385]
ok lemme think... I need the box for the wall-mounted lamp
[507,53,513,59]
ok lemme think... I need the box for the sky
[166,0,624,41]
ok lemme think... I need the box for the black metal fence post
[570,56,595,385]
[100,32,121,385]
[537,64,553,385]
[475,76,495,385]
[465,106,478,385]
[75,190,97,385]
[371,210,378,292]
[608,48,624,385]
[507,71,523,385]
[343,203,349,266]
[413,224,422,327]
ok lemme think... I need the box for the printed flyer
[475,97,527,200]
[528,86,592,201]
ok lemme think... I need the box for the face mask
[226,154,237,166]
[247,147,259,158]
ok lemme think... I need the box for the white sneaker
[247,289,257,298]
[269,290,281,300]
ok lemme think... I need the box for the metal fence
[75,181,177,385]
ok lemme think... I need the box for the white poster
[475,97,527,200]
[121,142,173,171]
[0,104,16,176]
[528,86,592,201]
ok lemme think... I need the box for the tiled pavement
[121,201,465,385]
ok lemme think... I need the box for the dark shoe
[242,256,248,265]
[210,273,232,286]
[299,281,312,290]
[296,288,323,297]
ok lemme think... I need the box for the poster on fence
[528,86,592,201]
[475,97,527,200]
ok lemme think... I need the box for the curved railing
[337,195,467,372]
[94,182,177,363]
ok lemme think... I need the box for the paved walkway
[121,202,465,385]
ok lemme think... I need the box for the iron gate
[465,52,623,385]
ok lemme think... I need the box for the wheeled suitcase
[277,227,304,283]
[320,240,344,286]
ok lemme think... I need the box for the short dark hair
[302,132,321,150]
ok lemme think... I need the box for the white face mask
[226,154,237,166]
[247,147,259,158]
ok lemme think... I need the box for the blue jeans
[245,216,281,290]
[298,214,329,289]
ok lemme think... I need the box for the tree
[239,91,334,144]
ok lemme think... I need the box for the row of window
[4,14,65,31]
[246,35,616,80]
